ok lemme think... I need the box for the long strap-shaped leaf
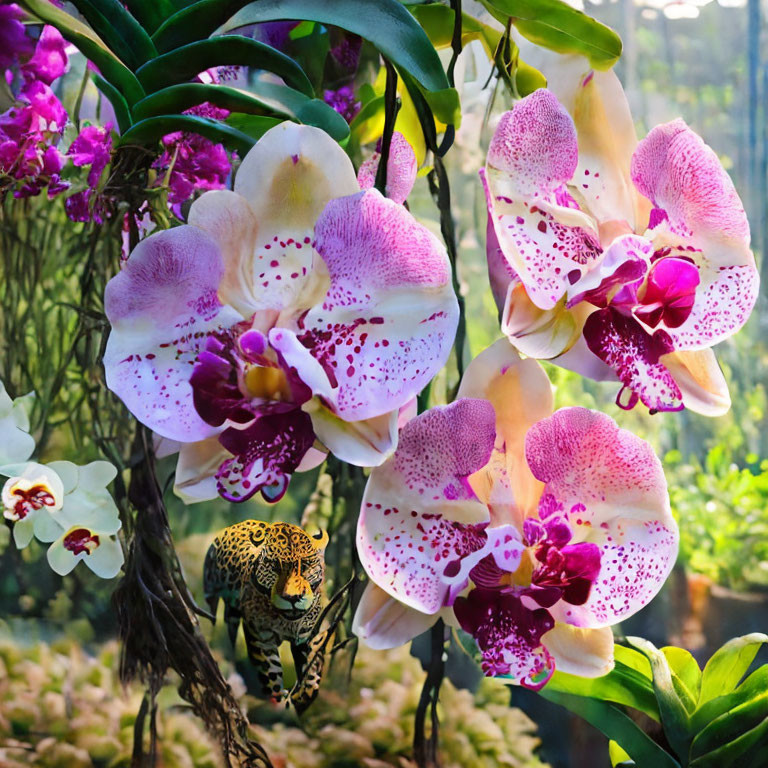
[135,36,313,96]
[17,0,145,105]
[68,0,157,69]
[92,74,133,134]
[123,0,191,35]
[119,114,256,155]
[132,82,349,140]
[539,689,682,768]
[152,0,450,97]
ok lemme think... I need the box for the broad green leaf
[699,633,768,704]
[614,643,652,678]
[224,114,283,142]
[545,661,660,722]
[662,646,702,707]
[539,689,681,768]
[628,637,692,759]
[217,0,452,94]
[132,82,349,140]
[91,74,132,134]
[68,0,157,69]
[136,37,313,97]
[119,114,256,155]
[691,665,768,733]
[689,691,768,767]
[17,0,145,105]
[123,0,184,35]
[479,0,622,70]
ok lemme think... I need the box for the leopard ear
[310,529,329,551]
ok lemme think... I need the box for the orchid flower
[1,460,123,578]
[0,381,34,465]
[482,67,757,415]
[355,340,677,688]
[104,123,457,503]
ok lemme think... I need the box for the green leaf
[691,665,768,734]
[119,114,256,155]
[68,0,157,69]
[136,36,313,97]
[539,689,681,768]
[123,0,184,35]
[479,0,622,70]
[17,0,145,105]
[545,661,660,722]
[132,82,349,140]
[224,114,283,142]
[217,0,451,94]
[609,740,633,767]
[91,74,132,134]
[662,646,702,708]
[699,633,768,704]
[628,637,692,759]
[689,691,768,767]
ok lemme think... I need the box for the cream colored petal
[662,348,730,417]
[543,623,614,678]
[459,339,553,524]
[174,436,229,504]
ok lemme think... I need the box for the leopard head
[253,523,328,619]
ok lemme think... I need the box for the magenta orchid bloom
[482,69,757,415]
[104,123,458,503]
[355,340,677,688]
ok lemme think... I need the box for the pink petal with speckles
[104,227,243,441]
[357,131,418,204]
[525,407,677,629]
[483,90,603,311]
[631,120,758,349]
[271,189,458,422]
[583,307,683,412]
[357,399,524,615]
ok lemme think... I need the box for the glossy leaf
[689,691,768,767]
[479,0,622,70]
[132,82,349,140]
[690,665,768,734]
[628,638,692,759]
[119,114,255,155]
[135,36,313,97]
[68,0,157,69]
[662,646,702,710]
[539,689,681,768]
[217,0,452,94]
[224,113,283,142]
[92,74,133,134]
[699,633,768,704]
[123,0,184,35]
[17,0,145,104]
[545,661,660,722]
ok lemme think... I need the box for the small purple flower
[69,122,113,186]
[330,34,362,74]
[21,25,68,85]
[0,4,34,72]
[323,85,360,124]
[154,131,231,208]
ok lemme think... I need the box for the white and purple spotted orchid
[354,340,677,688]
[483,68,757,415]
[1,460,123,578]
[104,124,457,503]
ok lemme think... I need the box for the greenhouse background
[1,0,767,766]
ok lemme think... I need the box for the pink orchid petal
[357,131,418,204]
[358,399,524,614]
[525,408,677,628]
[483,90,603,310]
[635,256,700,329]
[583,307,683,412]
[631,119,757,348]
[104,227,243,441]
[271,189,458,422]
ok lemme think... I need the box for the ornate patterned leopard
[203,520,329,713]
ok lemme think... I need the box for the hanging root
[114,426,273,768]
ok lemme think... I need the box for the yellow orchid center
[244,364,291,402]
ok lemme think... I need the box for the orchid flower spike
[104,123,458,504]
[355,340,678,688]
[483,66,757,415]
